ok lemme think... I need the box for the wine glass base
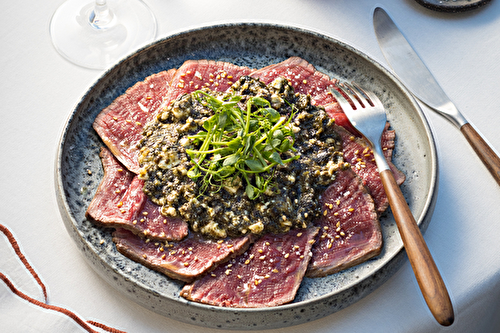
[50,0,157,70]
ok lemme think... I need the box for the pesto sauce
[138,76,345,239]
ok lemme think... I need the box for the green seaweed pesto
[138,76,346,239]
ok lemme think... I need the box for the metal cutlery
[330,83,454,326]
[373,7,500,187]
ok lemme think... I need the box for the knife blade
[373,6,500,187]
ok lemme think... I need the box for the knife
[373,7,500,188]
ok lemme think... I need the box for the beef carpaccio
[87,57,406,308]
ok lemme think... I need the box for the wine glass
[50,0,157,70]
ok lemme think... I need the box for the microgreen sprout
[186,91,300,199]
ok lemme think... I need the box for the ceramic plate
[415,0,492,12]
[55,23,438,330]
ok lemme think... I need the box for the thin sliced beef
[158,59,253,112]
[94,70,176,173]
[250,56,336,98]
[180,228,318,308]
[112,228,253,283]
[312,89,339,108]
[381,122,397,160]
[326,109,359,135]
[335,124,405,213]
[86,148,188,241]
[307,168,382,277]
[132,193,188,241]
[86,148,136,221]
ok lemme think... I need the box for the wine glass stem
[89,0,114,29]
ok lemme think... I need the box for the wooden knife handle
[379,169,454,326]
[460,123,500,187]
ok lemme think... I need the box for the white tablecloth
[2,0,500,332]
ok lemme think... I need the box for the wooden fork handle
[379,169,454,326]
[460,123,500,187]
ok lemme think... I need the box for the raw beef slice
[113,228,253,283]
[94,70,176,173]
[86,148,188,241]
[181,228,318,307]
[307,168,382,277]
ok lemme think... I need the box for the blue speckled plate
[55,23,438,330]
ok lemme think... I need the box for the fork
[330,83,454,326]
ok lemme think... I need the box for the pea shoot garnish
[186,91,300,199]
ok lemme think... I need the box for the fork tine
[349,82,372,107]
[337,83,363,110]
[341,82,369,109]
[351,82,384,110]
[329,86,354,112]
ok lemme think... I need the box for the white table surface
[2,0,500,332]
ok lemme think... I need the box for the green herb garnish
[186,91,300,199]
